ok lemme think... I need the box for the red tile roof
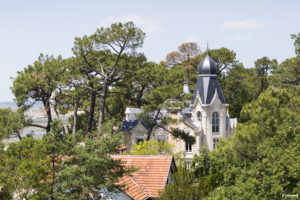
[119,176,149,200]
[112,155,175,200]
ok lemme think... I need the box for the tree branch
[27,124,47,129]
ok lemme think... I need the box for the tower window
[197,111,202,121]
[186,142,192,152]
[212,112,219,133]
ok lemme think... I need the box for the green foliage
[131,140,174,155]
[39,120,134,199]
[11,54,64,132]
[12,54,63,107]
[0,120,135,199]
[163,85,300,199]
[67,112,89,133]
[291,33,300,56]
[11,54,58,108]
[221,64,258,118]
[191,87,300,199]
[160,165,212,200]
[105,54,149,120]
[221,56,277,119]
[270,56,300,87]
[0,141,10,199]
[137,63,186,140]
[0,137,49,199]
[192,148,212,178]
[268,34,300,88]
[95,21,145,53]
[6,23,300,200]
[0,108,26,139]
[171,128,196,145]
[55,134,134,199]
[254,56,278,94]
[72,21,146,131]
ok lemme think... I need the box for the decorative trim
[198,74,217,77]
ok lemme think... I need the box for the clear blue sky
[0,0,299,101]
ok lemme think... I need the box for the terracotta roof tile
[119,176,148,200]
[112,155,173,199]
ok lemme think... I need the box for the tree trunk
[137,85,146,107]
[146,127,153,141]
[17,132,22,140]
[260,78,264,94]
[98,83,107,132]
[53,105,67,134]
[146,109,161,141]
[72,100,79,136]
[105,105,112,120]
[50,156,56,200]
[86,90,96,134]
[260,75,267,94]
[44,100,52,133]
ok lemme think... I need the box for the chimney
[183,80,190,94]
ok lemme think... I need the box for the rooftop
[198,54,218,75]
[112,155,176,200]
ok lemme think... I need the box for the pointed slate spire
[192,55,226,105]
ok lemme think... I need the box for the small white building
[121,55,237,162]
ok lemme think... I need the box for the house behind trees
[121,55,237,162]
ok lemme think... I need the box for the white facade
[122,91,236,162]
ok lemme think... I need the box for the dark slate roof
[182,106,192,119]
[182,106,192,114]
[120,120,138,131]
[120,119,157,132]
[198,55,217,75]
[191,55,226,105]
[191,75,226,105]
[180,112,199,131]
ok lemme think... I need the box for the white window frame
[213,138,219,149]
[212,112,219,133]
[185,142,192,153]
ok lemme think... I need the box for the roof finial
[206,39,210,56]
[206,39,210,51]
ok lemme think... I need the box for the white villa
[120,55,237,162]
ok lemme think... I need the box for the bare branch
[27,124,47,129]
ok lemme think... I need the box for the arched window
[212,112,219,133]
[197,111,202,121]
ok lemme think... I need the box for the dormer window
[197,111,202,121]
[212,112,219,133]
